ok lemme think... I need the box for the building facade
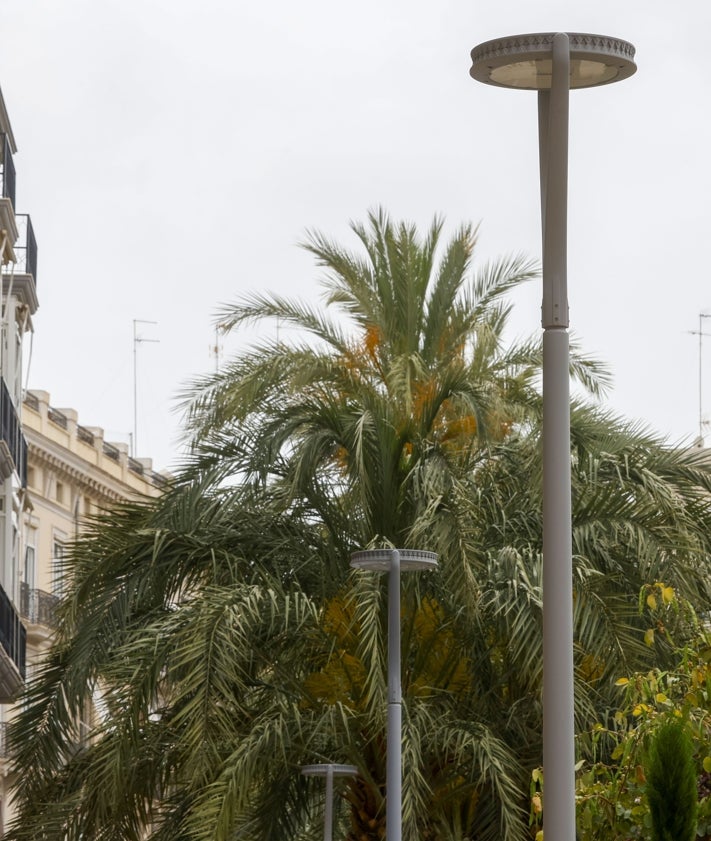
[21,389,165,605]
[0,85,38,705]
[0,80,165,835]
[0,390,165,832]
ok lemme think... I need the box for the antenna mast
[688,312,711,445]
[133,319,159,457]
[210,323,229,373]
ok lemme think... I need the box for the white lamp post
[350,548,438,841]
[469,32,636,841]
[301,763,359,841]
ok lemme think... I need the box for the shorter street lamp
[301,763,359,841]
[350,549,438,841]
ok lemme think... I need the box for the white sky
[0,0,708,471]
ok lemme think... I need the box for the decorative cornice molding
[28,443,127,504]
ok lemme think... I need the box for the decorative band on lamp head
[470,32,636,90]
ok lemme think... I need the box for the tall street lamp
[469,32,636,841]
[350,548,438,841]
[301,763,359,841]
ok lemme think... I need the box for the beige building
[20,389,164,605]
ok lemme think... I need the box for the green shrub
[645,719,697,841]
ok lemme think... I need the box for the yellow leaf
[647,594,657,610]
[531,768,543,784]
[615,677,629,686]
[662,586,675,605]
[703,757,711,773]
[644,628,655,646]
[655,692,668,704]
[536,832,544,841]
[633,704,650,717]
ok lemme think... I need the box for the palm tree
[184,210,547,543]
[8,210,711,841]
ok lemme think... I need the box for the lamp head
[350,548,438,572]
[470,33,636,90]
[301,764,359,778]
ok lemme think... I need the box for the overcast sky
[0,0,708,471]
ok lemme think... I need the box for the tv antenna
[210,323,229,373]
[133,319,159,457]
[687,311,711,446]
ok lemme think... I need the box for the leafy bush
[645,719,697,841]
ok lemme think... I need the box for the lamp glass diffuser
[350,548,438,572]
[301,764,359,778]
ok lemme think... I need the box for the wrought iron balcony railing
[9,214,37,283]
[0,134,15,209]
[0,584,25,682]
[0,378,27,487]
[20,584,60,628]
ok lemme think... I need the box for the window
[52,538,65,596]
[23,544,35,590]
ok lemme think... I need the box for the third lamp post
[351,548,438,841]
[301,763,359,841]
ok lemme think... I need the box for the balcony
[20,584,59,629]
[0,134,15,209]
[0,583,25,702]
[0,377,26,487]
[5,214,37,283]
[0,135,17,265]
[1,213,39,315]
